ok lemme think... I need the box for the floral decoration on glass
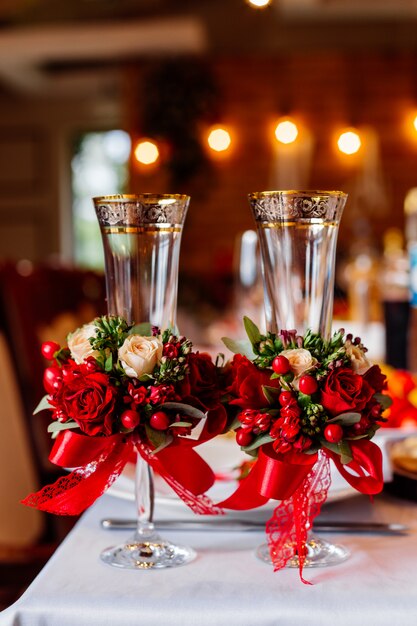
[23,316,226,517]
[218,317,391,583]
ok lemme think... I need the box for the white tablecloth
[1,491,417,626]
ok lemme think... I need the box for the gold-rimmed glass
[94,193,196,570]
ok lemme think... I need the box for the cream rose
[118,335,163,378]
[280,348,318,377]
[344,340,372,375]
[67,323,99,364]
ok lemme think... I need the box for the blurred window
[71,130,131,269]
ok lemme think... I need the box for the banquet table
[1,488,417,626]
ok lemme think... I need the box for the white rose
[280,348,318,377]
[344,340,372,375]
[119,335,163,378]
[67,323,99,364]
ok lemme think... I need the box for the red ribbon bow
[217,439,383,583]
[22,406,227,517]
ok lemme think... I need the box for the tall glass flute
[94,193,195,569]
[248,190,349,568]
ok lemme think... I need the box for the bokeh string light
[246,0,271,8]
[207,126,232,153]
[274,118,299,145]
[133,139,160,165]
[337,129,362,155]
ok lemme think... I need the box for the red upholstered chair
[0,260,106,484]
[0,261,106,608]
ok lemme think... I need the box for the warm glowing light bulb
[134,139,159,165]
[413,115,417,132]
[274,119,299,145]
[207,127,232,152]
[337,130,361,155]
[247,0,271,8]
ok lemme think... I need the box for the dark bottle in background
[381,228,409,369]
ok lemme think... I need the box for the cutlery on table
[100,518,409,534]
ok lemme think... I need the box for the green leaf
[104,353,113,372]
[327,412,361,425]
[243,316,261,346]
[321,439,352,464]
[145,423,167,450]
[138,373,154,382]
[338,440,353,464]
[242,433,274,453]
[297,393,312,409]
[47,421,79,433]
[345,433,370,440]
[33,395,53,415]
[151,433,174,455]
[129,322,152,336]
[170,421,192,428]
[262,385,280,405]
[161,402,206,421]
[222,337,256,360]
[373,392,392,411]
[321,440,339,455]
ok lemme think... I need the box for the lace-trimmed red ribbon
[22,407,227,516]
[217,439,384,583]
[21,431,132,516]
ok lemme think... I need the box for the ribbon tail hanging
[136,442,224,515]
[266,452,332,584]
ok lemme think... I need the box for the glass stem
[135,450,156,541]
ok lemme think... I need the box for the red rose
[320,367,374,416]
[228,355,280,410]
[51,363,117,436]
[363,364,387,393]
[181,352,220,409]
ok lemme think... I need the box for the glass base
[101,531,196,570]
[256,534,350,568]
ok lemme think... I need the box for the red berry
[41,341,60,361]
[272,355,290,375]
[298,374,318,395]
[43,366,62,393]
[121,410,140,430]
[150,411,170,431]
[279,390,294,406]
[324,423,344,443]
[371,405,381,418]
[236,428,254,447]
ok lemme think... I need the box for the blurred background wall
[0,0,417,327]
